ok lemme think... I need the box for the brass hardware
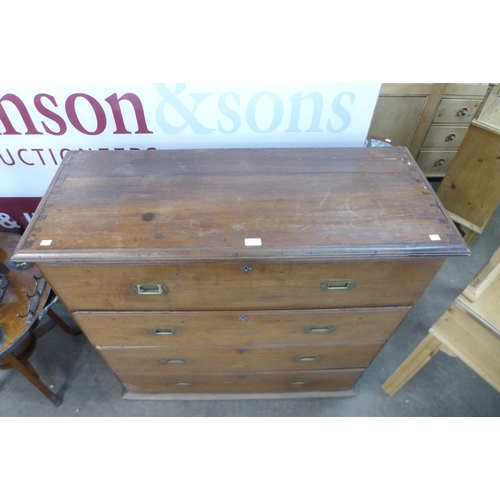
[321,279,355,291]
[457,107,469,117]
[148,327,179,336]
[288,379,310,386]
[237,315,249,322]
[240,265,252,273]
[306,325,335,333]
[434,159,445,167]
[296,355,320,362]
[161,358,187,365]
[171,381,193,386]
[445,133,456,142]
[132,283,168,295]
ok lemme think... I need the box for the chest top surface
[13,147,468,263]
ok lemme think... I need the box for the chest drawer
[41,259,444,311]
[421,125,468,149]
[75,307,410,347]
[118,368,365,394]
[416,150,457,176]
[432,98,482,124]
[98,343,384,373]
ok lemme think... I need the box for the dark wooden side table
[0,232,79,406]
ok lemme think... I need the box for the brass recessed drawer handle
[148,327,179,336]
[288,379,310,386]
[306,325,335,333]
[132,283,168,295]
[457,107,469,117]
[296,355,320,362]
[445,133,456,142]
[321,279,355,291]
[161,358,187,365]
[171,381,193,386]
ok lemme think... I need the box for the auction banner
[0,83,381,232]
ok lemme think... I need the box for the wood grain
[462,246,500,303]
[117,368,364,393]
[421,125,468,149]
[431,304,500,392]
[0,233,51,355]
[432,98,483,124]
[11,148,469,396]
[416,150,457,176]
[408,83,447,157]
[437,125,500,228]
[13,148,468,264]
[98,343,385,373]
[40,259,445,311]
[368,96,427,146]
[381,332,442,396]
[74,306,410,347]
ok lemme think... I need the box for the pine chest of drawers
[13,148,469,399]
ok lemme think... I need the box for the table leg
[5,353,62,406]
[382,332,443,396]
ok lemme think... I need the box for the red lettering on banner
[0,147,157,167]
[65,93,107,135]
[105,93,153,135]
[18,149,35,166]
[0,91,153,137]
[34,94,68,135]
[32,148,46,165]
[0,149,15,165]
[0,94,43,135]
[49,149,58,164]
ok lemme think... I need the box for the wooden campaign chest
[13,148,469,399]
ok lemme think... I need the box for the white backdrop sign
[0,83,380,229]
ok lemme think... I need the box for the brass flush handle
[161,358,187,365]
[295,355,320,362]
[132,283,168,295]
[321,279,356,291]
[306,325,335,333]
[148,327,179,336]
[288,379,310,386]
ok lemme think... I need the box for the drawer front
[41,259,444,311]
[98,343,384,373]
[117,368,364,393]
[75,307,410,347]
[417,150,457,176]
[433,98,482,124]
[421,126,468,149]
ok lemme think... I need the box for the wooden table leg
[382,332,443,396]
[46,308,81,336]
[5,353,62,406]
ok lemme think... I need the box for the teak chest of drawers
[13,148,469,400]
